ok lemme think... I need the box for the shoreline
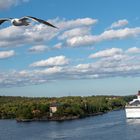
[0,95,128,122]
[16,112,105,122]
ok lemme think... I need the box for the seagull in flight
[0,16,58,28]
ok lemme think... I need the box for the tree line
[0,95,135,120]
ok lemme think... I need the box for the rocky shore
[16,116,80,122]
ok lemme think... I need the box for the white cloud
[0,17,97,48]
[66,35,94,47]
[126,47,140,54]
[36,66,63,75]
[0,0,29,9]
[58,27,91,40]
[110,19,128,29]
[0,25,58,48]
[53,43,63,49]
[89,48,123,58]
[0,17,140,49]
[66,28,140,47]
[28,45,49,53]
[0,50,15,59]
[1,47,140,88]
[56,17,98,29]
[30,55,69,67]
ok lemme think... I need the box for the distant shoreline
[0,95,135,122]
[16,110,124,122]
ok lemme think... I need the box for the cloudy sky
[0,0,140,97]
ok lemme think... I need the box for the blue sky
[0,0,140,97]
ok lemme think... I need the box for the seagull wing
[21,16,58,28]
[0,18,11,25]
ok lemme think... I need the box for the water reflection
[126,119,140,125]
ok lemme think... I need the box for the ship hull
[125,106,140,118]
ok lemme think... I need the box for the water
[0,110,140,140]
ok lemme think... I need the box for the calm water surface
[0,110,140,140]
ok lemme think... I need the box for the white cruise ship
[125,91,140,119]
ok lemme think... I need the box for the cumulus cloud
[37,66,63,75]
[0,17,97,48]
[56,17,98,29]
[58,27,91,40]
[1,15,140,88]
[0,24,58,48]
[1,49,140,88]
[66,28,140,47]
[89,48,123,58]
[0,0,29,9]
[110,19,128,29]
[126,47,140,54]
[0,17,140,49]
[30,55,69,67]
[0,50,15,59]
[1,47,140,88]
[28,45,49,53]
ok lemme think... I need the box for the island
[0,95,135,122]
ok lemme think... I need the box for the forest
[0,95,135,121]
